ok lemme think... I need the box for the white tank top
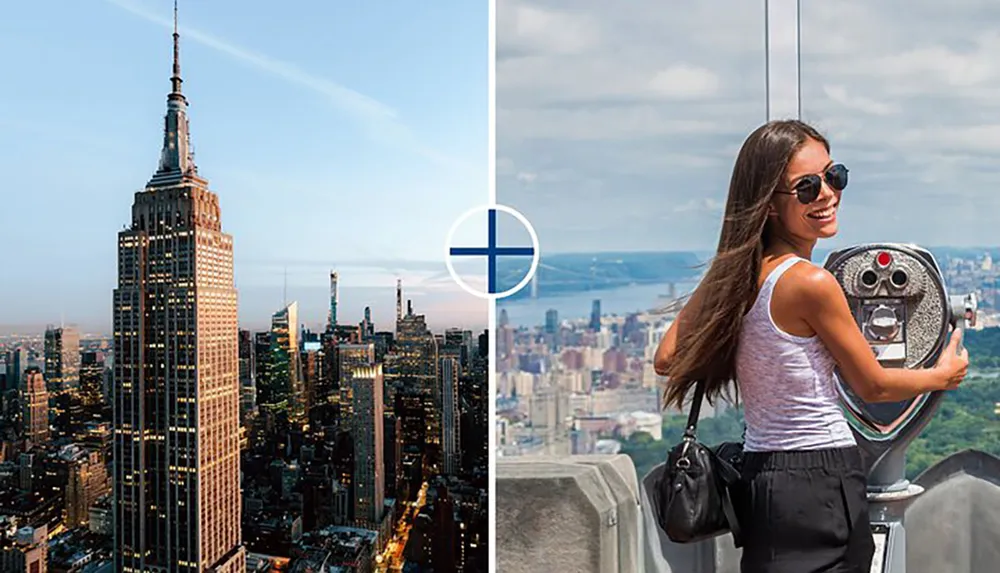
[735,255,856,452]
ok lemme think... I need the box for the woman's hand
[931,329,969,391]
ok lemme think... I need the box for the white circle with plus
[445,204,540,300]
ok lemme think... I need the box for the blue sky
[0,0,489,335]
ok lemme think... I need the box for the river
[497,282,698,327]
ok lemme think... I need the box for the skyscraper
[44,324,80,392]
[362,306,373,340]
[20,367,48,450]
[395,305,441,480]
[238,329,257,421]
[396,278,403,324]
[79,351,106,408]
[267,302,304,423]
[440,357,460,476]
[350,363,385,526]
[589,299,602,331]
[112,4,244,570]
[4,347,27,392]
[544,309,558,334]
[328,270,339,333]
[338,343,376,423]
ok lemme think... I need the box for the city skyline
[0,0,488,334]
[0,6,490,570]
[497,0,1000,253]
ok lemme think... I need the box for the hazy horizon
[0,280,488,338]
[7,242,993,337]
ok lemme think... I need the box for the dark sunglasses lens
[826,164,849,190]
[795,176,821,204]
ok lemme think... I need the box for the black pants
[735,446,875,573]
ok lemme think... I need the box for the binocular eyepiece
[827,244,967,373]
[824,243,976,481]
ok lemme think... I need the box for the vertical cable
[764,0,770,121]
[797,0,802,119]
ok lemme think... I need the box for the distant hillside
[497,251,708,301]
[502,246,995,301]
[964,327,1000,369]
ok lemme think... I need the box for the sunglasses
[775,163,849,204]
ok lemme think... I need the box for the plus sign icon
[446,204,540,299]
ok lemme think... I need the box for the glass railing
[495,1,1000,571]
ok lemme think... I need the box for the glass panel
[801,1,1000,480]
[801,1,997,252]
[496,1,766,468]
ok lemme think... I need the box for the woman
[653,119,969,572]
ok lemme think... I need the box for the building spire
[171,0,182,95]
[152,0,197,182]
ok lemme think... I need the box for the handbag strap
[683,381,707,439]
[685,381,747,443]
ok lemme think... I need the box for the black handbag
[653,381,745,547]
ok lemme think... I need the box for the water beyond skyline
[498,282,698,327]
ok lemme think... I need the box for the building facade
[112,8,244,571]
[44,325,80,393]
[440,357,460,476]
[20,368,48,450]
[350,363,385,526]
[265,302,303,423]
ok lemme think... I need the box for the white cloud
[516,171,538,184]
[821,85,900,116]
[674,198,724,214]
[895,124,1000,156]
[648,66,721,99]
[498,3,602,56]
[500,106,741,142]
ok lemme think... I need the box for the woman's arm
[653,286,708,376]
[794,265,967,402]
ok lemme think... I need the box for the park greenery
[621,327,1000,480]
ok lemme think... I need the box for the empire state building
[113,4,245,571]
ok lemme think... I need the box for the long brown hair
[662,119,830,411]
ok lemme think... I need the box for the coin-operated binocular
[824,243,977,573]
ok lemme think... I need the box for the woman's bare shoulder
[778,260,843,307]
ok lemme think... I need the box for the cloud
[497,0,1000,252]
[516,172,538,184]
[648,66,721,99]
[103,0,465,170]
[674,198,724,214]
[821,85,900,116]
[496,3,602,58]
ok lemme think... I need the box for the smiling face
[769,137,842,243]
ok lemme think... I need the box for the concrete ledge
[498,450,1000,573]
[907,450,1000,573]
[497,454,641,573]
